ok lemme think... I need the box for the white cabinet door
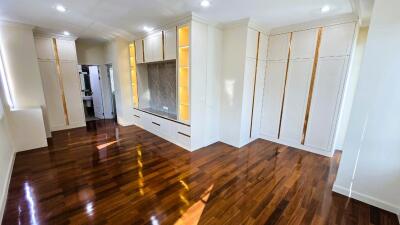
[260,60,287,138]
[241,58,257,142]
[35,38,55,60]
[60,61,85,126]
[246,28,259,59]
[304,57,349,150]
[291,28,318,60]
[164,27,177,60]
[152,31,163,62]
[250,59,267,138]
[258,33,268,61]
[56,39,77,61]
[279,59,313,144]
[143,36,153,62]
[135,39,144,63]
[319,23,356,57]
[38,61,65,129]
[267,33,290,61]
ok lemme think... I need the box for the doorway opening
[79,65,114,122]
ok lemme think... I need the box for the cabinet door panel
[258,33,268,61]
[152,31,163,62]
[60,61,85,126]
[280,59,313,143]
[246,28,259,59]
[144,36,153,62]
[56,40,77,61]
[305,57,348,150]
[35,38,55,60]
[241,58,257,142]
[260,61,287,138]
[251,59,267,138]
[38,61,65,129]
[291,29,318,59]
[267,33,290,61]
[164,28,177,60]
[135,40,144,63]
[319,23,356,57]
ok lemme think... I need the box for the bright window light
[0,48,14,108]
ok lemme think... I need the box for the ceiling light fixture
[321,5,331,13]
[201,0,211,8]
[63,31,70,36]
[55,4,66,12]
[143,26,154,32]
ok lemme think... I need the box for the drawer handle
[152,122,160,126]
[178,132,190,138]
[134,114,140,118]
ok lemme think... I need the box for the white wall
[334,0,400,214]
[335,27,369,150]
[0,83,14,222]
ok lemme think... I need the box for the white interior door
[89,66,104,119]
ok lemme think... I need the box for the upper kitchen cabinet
[34,37,55,60]
[267,33,291,61]
[319,23,356,57]
[164,27,177,60]
[144,31,163,63]
[56,39,78,61]
[290,28,319,60]
[135,39,144,63]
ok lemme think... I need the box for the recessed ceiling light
[55,4,66,12]
[321,5,331,13]
[143,26,154,32]
[63,31,70,36]
[201,0,211,8]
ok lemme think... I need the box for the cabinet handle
[178,132,190,138]
[152,122,160,126]
[134,115,140,118]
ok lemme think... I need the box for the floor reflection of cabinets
[35,37,85,131]
[260,22,356,155]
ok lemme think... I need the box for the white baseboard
[51,122,86,131]
[333,183,400,215]
[0,152,15,222]
[259,134,334,157]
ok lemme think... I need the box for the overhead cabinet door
[35,38,55,60]
[304,57,349,150]
[319,23,356,57]
[290,29,318,60]
[260,60,287,138]
[144,31,163,62]
[279,59,313,144]
[267,33,290,61]
[56,40,77,61]
[135,39,144,63]
[164,27,177,60]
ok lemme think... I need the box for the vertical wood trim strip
[277,32,293,139]
[249,32,261,138]
[162,31,165,60]
[142,39,145,63]
[52,38,69,126]
[301,27,323,145]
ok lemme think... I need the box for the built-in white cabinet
[267,33,291,61]
[35,37,85,132]
[258,34,268,61]
[260,61,287,138]
[164,27,177,60]
[250,59,267,138]
[135,39,144,63]
[260,22,356,156]
[304,57,349,150]
[144,31,163,63]
[246,28,259,59]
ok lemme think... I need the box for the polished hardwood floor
[2,120,399,225]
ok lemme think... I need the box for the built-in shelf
[178,25,190,124]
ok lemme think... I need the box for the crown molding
[0,20,34,30]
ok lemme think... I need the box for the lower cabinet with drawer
[132,109,192,150]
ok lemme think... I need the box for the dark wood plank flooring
[2,120,399,225]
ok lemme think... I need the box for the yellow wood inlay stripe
[52,38,69,126]
[301,27,323,145]
[277,32,293,139]
[249,32,261,138]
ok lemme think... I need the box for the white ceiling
[0,0,356,41]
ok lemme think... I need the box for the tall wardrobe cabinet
[35,36,86,132]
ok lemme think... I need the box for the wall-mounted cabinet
[144,31,163,63]
[135,39,144,64]
[164,27,177,60]
[178,25,190,123]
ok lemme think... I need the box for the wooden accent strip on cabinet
[277,32,293,139]
[162,31,165,60]
[142,39,145,63]
[51,38,69,126]
[249,32,261,138]
[152,122,160,126]
[301,27,323,145]
[178,132,190,138]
